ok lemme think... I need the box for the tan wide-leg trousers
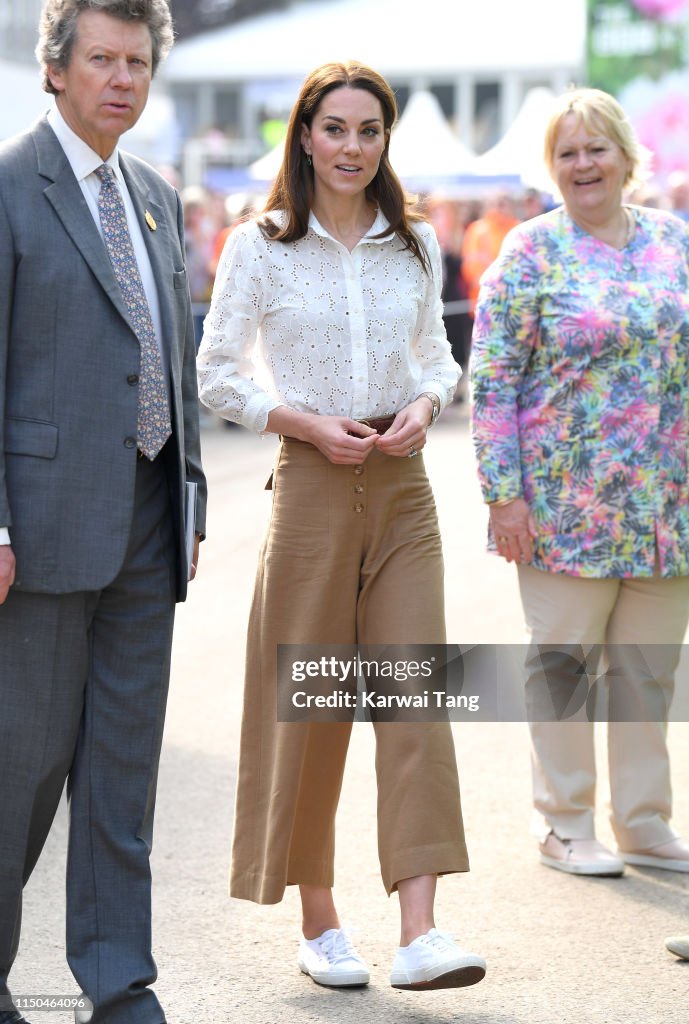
[230,438,469,904]
[518,564,689,850]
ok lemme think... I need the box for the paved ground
[12,404,689,1024]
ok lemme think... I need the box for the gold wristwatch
[420,392,440,426]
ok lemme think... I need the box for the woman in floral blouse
[472,87,689,877]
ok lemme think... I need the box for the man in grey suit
[0,3,206,1023]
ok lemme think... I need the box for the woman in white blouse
[198,61,485,992]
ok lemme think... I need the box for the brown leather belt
[358,414,396,434]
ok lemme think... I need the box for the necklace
[569,207,635,250]
[621,207,635,248]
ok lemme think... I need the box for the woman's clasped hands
[287,396,433,466]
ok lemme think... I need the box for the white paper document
[185,480,198,580]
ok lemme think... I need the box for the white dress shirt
[197,210,459,433]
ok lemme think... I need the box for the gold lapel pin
[145,210,157,232]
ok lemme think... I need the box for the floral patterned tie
[95,164,171,460]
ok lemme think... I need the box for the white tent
[165,0,584,82]
[472,87,559,190]
[249,139,286,182]
[388,90,477,185]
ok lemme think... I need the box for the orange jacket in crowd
[461,207,520,313]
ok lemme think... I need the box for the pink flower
[636,92,689,179]
[631,0,689,21]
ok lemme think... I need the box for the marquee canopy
[165,0,585,83]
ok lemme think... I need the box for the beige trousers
[518,564,689,849]
[230,438,468,904]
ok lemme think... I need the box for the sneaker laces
[417,928,455,951]
[319,927,361,965]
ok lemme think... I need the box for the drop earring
[306,153,312,167]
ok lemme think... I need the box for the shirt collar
[47,105,120,182]
[308,207,393,245]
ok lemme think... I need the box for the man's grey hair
[36,0,174,94]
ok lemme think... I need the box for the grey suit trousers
[0,455,176,1024]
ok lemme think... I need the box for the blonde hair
[543,88,650,190]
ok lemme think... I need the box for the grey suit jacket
[0,116,206,601]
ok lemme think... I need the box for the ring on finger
[498,535,509,543]
[408,445,418,459]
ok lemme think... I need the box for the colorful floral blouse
[471,205,689,578]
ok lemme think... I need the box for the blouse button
[353,465,364,475]
[353,503,364,513]
[354,484,364,494]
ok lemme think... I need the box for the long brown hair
[259,61,430,271]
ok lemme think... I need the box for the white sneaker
[390,928,486,990]
[298,927,370,987]
[666,934,689,959]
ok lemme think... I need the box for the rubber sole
[299,964,370,987]
[622,853,689,873]
[540,853,624,876]
[392,962,486,991]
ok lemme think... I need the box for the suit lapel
[34,119,181,376]
[34,118,133,328]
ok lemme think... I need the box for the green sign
[587,0,689,180]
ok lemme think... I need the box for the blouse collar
[308,207,394,246]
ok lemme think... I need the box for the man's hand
[0,546,16,604]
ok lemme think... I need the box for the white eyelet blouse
[196,209,459,433]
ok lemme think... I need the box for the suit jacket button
[127,374,139,385]
[124,436,136,448]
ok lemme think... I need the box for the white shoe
[539,833,625,876]
[390,928,486,990]
[665,934,689,959]
[621,838,689,873]
[298,927,370,987]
